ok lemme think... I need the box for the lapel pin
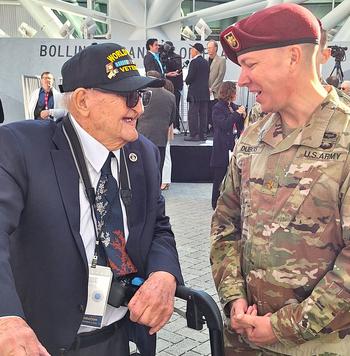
[129,152,138,162]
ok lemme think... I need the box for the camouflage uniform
[335,87,350,108]
[244,102,267,128]
[211,88,350,355]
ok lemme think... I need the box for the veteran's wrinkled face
[73,88,143,151]
[237,47,292,113]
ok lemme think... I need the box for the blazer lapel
[51,123,88,271]
[123,142,147,270]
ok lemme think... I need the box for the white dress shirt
[71,117,129,333]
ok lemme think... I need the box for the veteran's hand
[233,313,277,346]
[0,316,50,355]
[128,271,176,335]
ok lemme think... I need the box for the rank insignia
[224,31,239,49]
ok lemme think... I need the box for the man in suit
[185,43,210,141]
[0,43,182,356]
[207,40,226,136]
[143,38,164,75]
[162,41,184,133]
[137,72,176,180]
[27,72,66,120]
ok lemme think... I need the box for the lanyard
[44,92,49,110]
[62,115,132,267]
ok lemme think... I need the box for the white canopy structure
[0,0,349,40]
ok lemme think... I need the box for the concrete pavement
[157,183,220,356]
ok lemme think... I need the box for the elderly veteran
[0,43,183,356]
[211,3,350,356]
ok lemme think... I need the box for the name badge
[81,265,113,328]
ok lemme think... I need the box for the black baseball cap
[190,43,205,53]
[60,42,164,93]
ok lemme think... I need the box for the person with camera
[0,43,183,356]
[212,4,350,355]
[161,41,184,133]
[143,39,179,78]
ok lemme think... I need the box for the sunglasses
[119,90,152,108]
[92,88,152,108]
[340,87,347,91]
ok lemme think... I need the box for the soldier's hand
[230,298,249,334]
[233,314,278,346]
[128,271,176,335]
[0,316,50,355]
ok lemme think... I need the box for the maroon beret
[220,3,320,65]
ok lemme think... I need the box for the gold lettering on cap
[106,48,129,62]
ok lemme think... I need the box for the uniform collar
[259,87,341,150]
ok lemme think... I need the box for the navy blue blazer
[143,51,163,75]
[185,56,210,102]
[210,100,244,168]
[0,119,183,355]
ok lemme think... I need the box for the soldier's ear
[290,46,301,65]
[287,46,302,73]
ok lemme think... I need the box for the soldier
[211,4,350,356]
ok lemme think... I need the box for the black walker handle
[175,285,224,356]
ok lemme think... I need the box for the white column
[322,0,350,30]
[333,15,350,42]
[147,0,183,26]
[108,0,145,26]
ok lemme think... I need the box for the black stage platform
[170,134,213,183]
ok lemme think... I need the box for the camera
[328,45,347,62]
[159,41,174,64]
[159,41,182,72]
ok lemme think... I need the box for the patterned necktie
[94,152,137,277]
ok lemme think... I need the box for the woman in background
[210,81,245,209]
